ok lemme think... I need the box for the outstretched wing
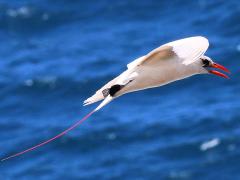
[127,36,209,69]
[165,36,209,65]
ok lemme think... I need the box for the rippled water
[0,0,240,179]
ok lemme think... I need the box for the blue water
[0,0,239,179]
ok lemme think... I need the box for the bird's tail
[83,93,104,106]
[94,95,113,111]
[1,109,96,161]
[1,95,114,161]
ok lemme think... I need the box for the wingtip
[190,36,209,47]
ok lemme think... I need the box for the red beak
[208,62,230,79]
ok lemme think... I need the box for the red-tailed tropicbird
[2,36,230,161]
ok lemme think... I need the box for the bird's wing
[128,36,209,68]
[164,36,209,65]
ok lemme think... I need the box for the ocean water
[0,0,239,179]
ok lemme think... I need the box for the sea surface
[0,0,240,179]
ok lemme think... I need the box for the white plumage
[166,36,209,65]
[84,36,229,112]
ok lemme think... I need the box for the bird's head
[200,56,230,79]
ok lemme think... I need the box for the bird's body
[84,36,229,111]
[2,36,230,161]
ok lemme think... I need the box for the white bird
[84,36,230,111]
[2,36,230,161]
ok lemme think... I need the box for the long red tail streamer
[1,110,96,161]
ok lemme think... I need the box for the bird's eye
[202,59,210,67]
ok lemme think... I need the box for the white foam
[200,138,220,151]
[6,6,31,18]
[24,79,34,86]
[6,9,18,17]
[237,44,240,52]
